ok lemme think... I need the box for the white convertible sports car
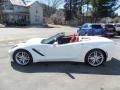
[9,33,115,67]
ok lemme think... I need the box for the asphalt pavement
[0,25,120,90]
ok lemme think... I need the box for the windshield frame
[41,33,65,44]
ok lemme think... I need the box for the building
[1,0,43,25]
[27,1,43,25]
[100,17,113,23]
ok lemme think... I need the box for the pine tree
[91,0,118,18]
[64,0,118,22]
[64,0,84,20]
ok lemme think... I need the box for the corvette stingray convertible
[9,33,115,67]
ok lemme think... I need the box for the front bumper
[8,49,14,62]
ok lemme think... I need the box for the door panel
[31,45,47,62]
[45,43,83,61]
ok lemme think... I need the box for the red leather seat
[70,34,78,43]
[76,35,79,42]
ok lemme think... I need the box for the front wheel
[85,49,106,67]
[13,49,33,66]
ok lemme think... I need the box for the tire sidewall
[13,49,33,66]
[85,49,106,67]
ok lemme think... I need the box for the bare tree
[45,0,64,9]
[52,0,64,9]
[41,0,64,17]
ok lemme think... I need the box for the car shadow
[11,58,120,75]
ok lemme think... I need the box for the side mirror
[53,42,58,47]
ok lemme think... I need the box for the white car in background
[9,33,115,67]
[113,23,120,34]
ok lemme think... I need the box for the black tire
[13,49,33,66]
[117,32,120,35]
[85,49,106,67]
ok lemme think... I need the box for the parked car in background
[113,23,120,35]
[77,23,105,36]
[102,24,116,37]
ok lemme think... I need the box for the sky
[27,0,120,15]
[26,0,64,8]
[114,0,120,15]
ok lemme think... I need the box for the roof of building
[10,0,26,6]
[26,1,40,7]
[9,0,41,7]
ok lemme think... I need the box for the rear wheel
[117,32,120,35]
[85,49,106,67]
[13,49,33,66]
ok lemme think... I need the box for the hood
[26,38,45,44]
[17,38,45,46]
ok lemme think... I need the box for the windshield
[105,25,114,28]
[115,24,120,27]
[92,25,102,29]
[41,33,65,44]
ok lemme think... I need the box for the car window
[115,24,120,27]
[41,33,64,44]
[92,25,102,29]
[105,25,114,28]
[82,24,89,28]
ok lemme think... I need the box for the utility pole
[0,0,3,23]
[69,0,72,19]
[0,0,5,24]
